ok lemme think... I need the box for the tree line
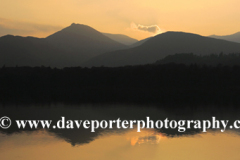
[1,63,240,105]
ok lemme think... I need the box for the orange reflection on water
[1,129,240,160]
[128,130,166,146]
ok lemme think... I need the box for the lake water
[0,104,240,160]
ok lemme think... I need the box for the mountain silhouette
[83,32,240,67]
[0,23,126,67]
[129,37,152,48]
[155,53,240,66]
[103,33,138,45]
[2,26,240,68]
[210,32,240,43]
[0,35,68,67]
[46,23,126,64]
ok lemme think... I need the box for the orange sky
[0,0,240,40]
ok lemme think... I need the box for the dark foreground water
[0,104,240,160]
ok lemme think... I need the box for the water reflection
[1,129,240,160]
[0,104,240,159]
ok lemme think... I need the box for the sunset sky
[0,0,240,40]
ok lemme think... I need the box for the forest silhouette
[1,62,240,105]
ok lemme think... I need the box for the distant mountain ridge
[1,24,240,68]
[84,31,240,67]
[103,33,138,45]
[129,37,152,48]
[155,53,240,66]
[209,32,240,43]
[0,35,68,67]
[0,23,126,67]
[46,23,126,64]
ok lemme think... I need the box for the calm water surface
[0,104,240,160]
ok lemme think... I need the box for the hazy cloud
[131,22,161,34]
[0,18,62,37]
